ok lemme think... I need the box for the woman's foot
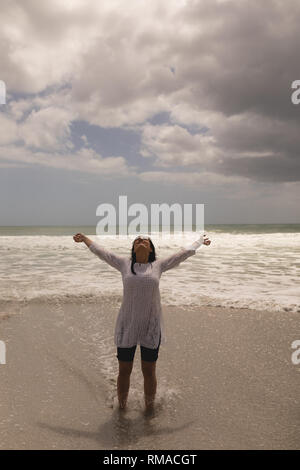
[118,399,127,410]
[113,395,127,411]
[144,394,155,410]
[144,400,155,418]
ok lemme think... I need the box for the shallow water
[1,295,299,450]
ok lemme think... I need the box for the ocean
[1,224,299,313]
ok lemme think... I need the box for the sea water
[0,224,299,313]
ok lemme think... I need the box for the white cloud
[0,144,136,177]
[140,123,220,167]
[138,169,249,187]
[18,106,76,151]
[0,114,18,145]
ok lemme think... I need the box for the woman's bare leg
[141,360,157,409]
[117,360,133,409]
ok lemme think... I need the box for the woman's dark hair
[130,238,156,275]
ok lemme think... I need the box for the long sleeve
[89,241,126,272]
[159,234,204,273]
[184,234,205,251]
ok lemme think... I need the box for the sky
[0,0,299,226]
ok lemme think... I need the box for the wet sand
[0,298,299,449]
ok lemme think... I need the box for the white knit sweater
[89,235,205,349]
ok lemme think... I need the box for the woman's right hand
[203,234,211,246]
[73,233,86,243]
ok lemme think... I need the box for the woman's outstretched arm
[159,233,210,273]
[73,233,125,272]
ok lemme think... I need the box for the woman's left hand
[203,234,211,246]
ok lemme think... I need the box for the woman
[73,232,211,411]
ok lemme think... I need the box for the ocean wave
[1,290,299,314]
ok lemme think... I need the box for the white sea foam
[0,231,299,313]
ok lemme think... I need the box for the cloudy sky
[0,0,299,226]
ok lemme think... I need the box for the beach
[1,297,299,450]
[1,0,300,454]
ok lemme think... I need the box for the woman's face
[133,237,152,255]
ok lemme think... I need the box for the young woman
[73,232,211,411]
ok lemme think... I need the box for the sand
[0,298,299,450]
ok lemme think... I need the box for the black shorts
[117,332,161,363]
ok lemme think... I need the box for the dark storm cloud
[214,154,300,183]
[165,0,300,182]
[174,0,300,119]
